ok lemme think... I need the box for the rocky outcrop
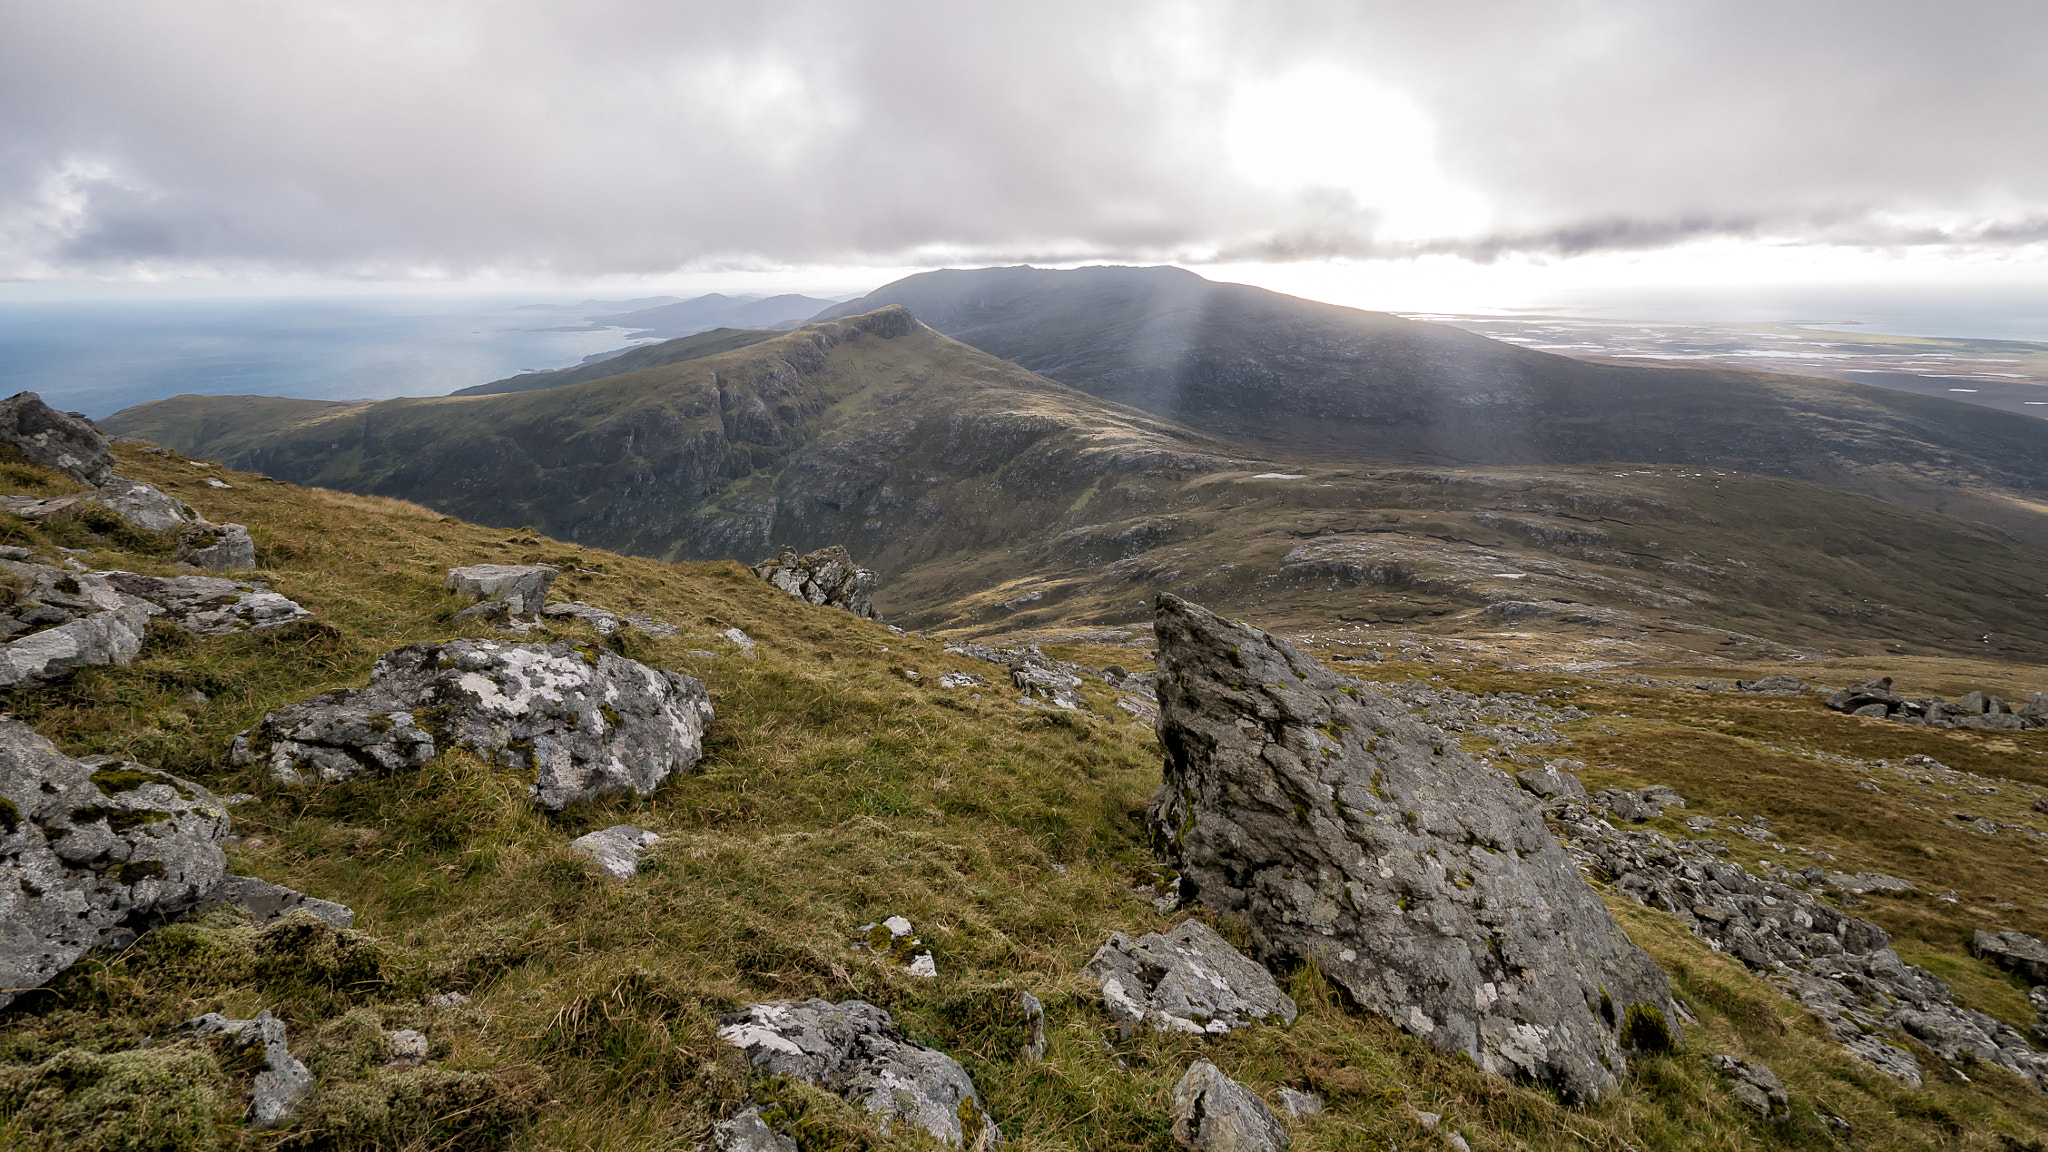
[717,999,999,1148]
[569,824,659,879]
[174,521,256,571]
[230,639,713,811]
[0,392,116,485]
[1083,920,1297,1036]
[750,545,879,619]
[1707,1055,1789,1121]
[444,564,557,613]
[1587,785,1685,823]
[947,642,1093,710]
[1558,810,2048,1088]
[1974,930,2048,986]
[1825,675,2048,730]
[101,572,312,635]
[1148,593,1680,1102]
[1170,1061,1289,1152]
[0,721,228,1008]
[0,562,157,685]
[185,1011,312,1126]
[1513,762,1588,801]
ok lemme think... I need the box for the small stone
[198,874,355,929]
[1019,991,1047,1063]
[1415,1110,1441,1129]
[712,1107,798,1152]
[387,1028,428,1063]
[1972,929,2048,984]
[182,690,210,708]
[722,627,758,657]
[1275,1088,1323,1117]
[429,992,470,1007]
[206,477,231,489]
[624,613,680,638]
[907,951,938,979]
[1171,1061,1289,1152]
[939,671,985,688]
[750,544,881,619]
[185,1010,311,1127]
[569,824,660,879]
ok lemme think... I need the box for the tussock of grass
[4,444,2048,1148]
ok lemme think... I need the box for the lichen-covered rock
[569,824,659,879]
[852,915,937,977]
[444,564,557,613]
[1147,593,1680,1102]
[101,571,311,635]
[185,1010,312,1126]
[1974,929,2048,985]
[1707,1055,1789,1121]
[717,999,999,1148]
[197,874,355,928]
[713,1107,799,1152]
[0,721,228,1007]
[0,562,157,685]
[1170,1061,1289,1152]
[751,545,879,619]
[0,392,116,485]
[1084,920,1297,1035]
[175,521,256,570]
[230,639,713,810]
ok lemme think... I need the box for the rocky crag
[1148,593,1682,1101]
[751,545,879,619]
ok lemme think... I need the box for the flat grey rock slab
[0,563,156,685]
[1974,929,2048,985]
[1148,593,1681,1103]
[231,638,714,810]
[1171,1061,1289,1152]
[198,874,354,928]
[1,721,228,1007]
[1084,919,1297,1035]
[102,572,311,635]
[718,999,998,1148]
[570,824,659,879]
[444,564,557,613]
[1514,763,1587,801]
[542,600,620,635]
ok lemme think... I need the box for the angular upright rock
[0,392,116,485]
[1170,1061,1289,1152]
[230,639,713,810]
[1,722,228,1007]
[751,545,880,619]
[1148,594,1680,1102]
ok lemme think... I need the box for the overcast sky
[4,0,2046,303]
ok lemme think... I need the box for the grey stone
[2021,693,2048,721]
[570,824,659,879]
[624,613,680,638]
[1851,702,1891,719]
[1148,593,1681,1103]
[750,544,880,619]
[0,392,116,485]
[0,721,228,1007]
[1823,872,1913,895]
[444,564,557,613]
[1083,920,1298,1036]
[387,1028,428,1063]
[1274,1087,1323,1118]
[1019,991,1047,1062]
[722,627,758,657]
[1707,1054,1789,1121]
[1973,929,2048,985]
[1514,763,1587,801]
[1014,664,1087,710]
[0,563,157,685]
[101,572,312,635]
[230,638,714,811]
[1170,1061,1289,1152]
[939,671,986,689]
[1557,812,2048,1088]
[542,600,620,635]
[94,478,197,534]
[1825,678,1905,717]
[713,1107,798,1152]
[198,874,354,928]
[185,1010,311,1126]
[174,521,257,571]
[1736,676,1809,694]
[852,914,937,978]
[717,999,999,1148]
[1957,690,1991,714]
[1589,786,1685,822]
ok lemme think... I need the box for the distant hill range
[591,292,838,337]
[102,280,2048,660]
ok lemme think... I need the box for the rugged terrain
[3,441,2048,1149]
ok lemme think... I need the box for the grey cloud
[2,0,2045,279]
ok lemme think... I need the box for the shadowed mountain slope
[816,266,2048,501]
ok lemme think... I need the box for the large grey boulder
[0,721,228,1007]
[1170,1061,1289,1152]
[1083,920,1297,1035]
[444,564,557,613]
[751,545,880,619]
[101,572,311,635]
[0,562,157,685]
[1825,677,1906,717]
[0,392,115,485]
[717,999,999,1148]
[1514,762,1587,801]
[1974,930,2048,986]
[185,1010,312,1126]
[230,639,714,810]
[1147,594,1681,1102]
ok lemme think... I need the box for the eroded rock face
[1083,920,1297,1036]
[1974,930,2048,986]
[751,545,879,619]
[444,565,557,613]
[1170,1061,1289,1152]
[101,572,312,635]
[1147,594,1680,1102]
[0,562,157,685]
[0,721,228,1007]
[717,999,999,1148]
[230,639,713,810]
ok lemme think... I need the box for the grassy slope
[1,445,2046,1149]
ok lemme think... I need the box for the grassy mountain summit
[3,442,2047,1149]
